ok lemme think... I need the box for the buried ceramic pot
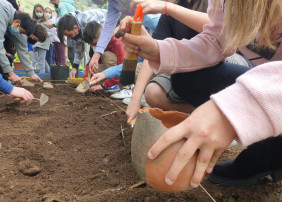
[131,107,198,192]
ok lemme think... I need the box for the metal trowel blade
[39,93,49,106]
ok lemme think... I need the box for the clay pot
[131,107,198,192]
[13,61,24,70]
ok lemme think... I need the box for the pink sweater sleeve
[211,61,282,147]
[149,0,234,75]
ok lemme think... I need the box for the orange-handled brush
[119,5,143,86]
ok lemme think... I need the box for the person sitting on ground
[125,0,209,125]
[0,74,34,104]
[125,0,275,125]
[0,1,46,83]
[32,4,52,73]
[122,0,282,188]
[57,9,107,79]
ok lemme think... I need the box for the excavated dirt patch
[0,84,281,201]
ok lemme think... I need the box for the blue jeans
[38,48,50,73]
[171,62,252,107]
[46,44,54,65]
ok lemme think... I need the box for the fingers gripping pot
[131,107,198,192]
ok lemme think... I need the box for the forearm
[0,74,13,94]
[132,60,153,100]
[73,42,85,68]
[211,61,282,147]
[166,3,210,33]
[0,49,12,73]
[103,64,123,79]
[14,35,35,76]
[95,1,121,54]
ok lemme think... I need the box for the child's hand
[31,74,43,82]
[91,72,106,84]
[69,68,77,80]
[126,96,141,125]
[89,85,103,92]
[148,100,237,188]
[89,53,100,74]
[120,16,160,61]
[34,48,37,52]
[10,87,34,104]
[9,72,22,84]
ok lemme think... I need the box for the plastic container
[50,65,69,83]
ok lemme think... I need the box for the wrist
[8,71,15,76]
[162,1,173,15]
[93,52,102,60]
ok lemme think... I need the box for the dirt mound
[0,84,281,201]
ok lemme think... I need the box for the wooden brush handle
[125,21,143,61]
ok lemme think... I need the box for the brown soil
[0,84,281,201]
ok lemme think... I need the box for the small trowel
[36,93,49,106]
[75,73,96,93]
[15,93,49,106]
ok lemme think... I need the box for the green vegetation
[20,0,107,16]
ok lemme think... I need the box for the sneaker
[122,94,150,107]
[110,84,134,99]
[104,84,120,93]
[122,97,131,105]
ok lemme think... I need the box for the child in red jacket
[82,21,127,90]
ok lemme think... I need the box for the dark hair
[176,0,208,13]
[13,12,36,36]
[82,21,102,43]
[33,24,48,42]
[33,4,47,22]
[45,7,52,18]
[57,14,78,44]
[91,0,105,6]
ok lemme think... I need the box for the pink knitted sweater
[149,0,282,146]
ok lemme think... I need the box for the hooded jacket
[69,9,107,68]
[0,1,35,77]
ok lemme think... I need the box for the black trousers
[171,62,251,107]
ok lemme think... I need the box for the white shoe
[122,97,131,105]
[122,94,150,107]
[110,84,134,99]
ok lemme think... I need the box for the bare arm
[131,0,210,33]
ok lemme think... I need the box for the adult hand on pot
[69,68,77,80]
[130,0,168,15]
[10,87,34,104]
[119,16,160,62]
[148,100,237,188]
[31,74,43,82]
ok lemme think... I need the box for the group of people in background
[0,0,281,194]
